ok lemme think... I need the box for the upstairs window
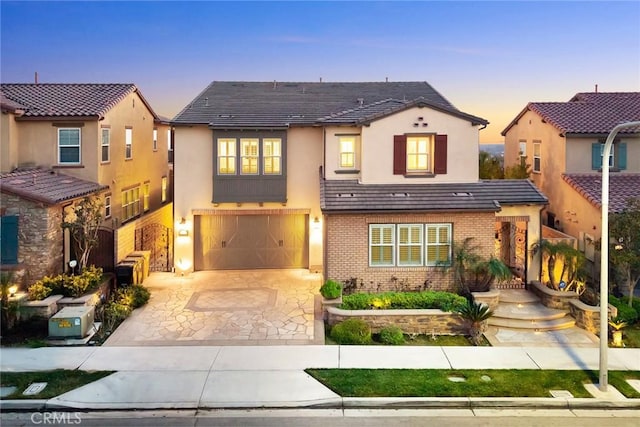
[533,142,541,173]
[240,138,259,175]
[125,128,133,160]
[339,136,356,168]
[58,128,81,164]
[104,195,112,219]
[153,128,158,151]
[101,128,110,163]
[218,138,236,174]
[519,140,527,159]
[394,134,447,175]
[593,142,626,170]
[263,138,282,174]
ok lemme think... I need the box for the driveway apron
[104,270,323,346]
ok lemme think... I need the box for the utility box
[48,306,95,339]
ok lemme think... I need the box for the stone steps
[489,316,576,331]
[489,289,576,332]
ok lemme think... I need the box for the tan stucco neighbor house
[0,83,174,284]
[172,81,547,290]
[502,92,640,267]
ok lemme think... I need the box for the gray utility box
[48,306,95,338]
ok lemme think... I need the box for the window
[240,138,259,175]
[218,138,236,174]
[143,182,150,211]
[369,223,452,267]
[339,136,356,168]
[167,129,173,163]
[398,224,423,266]
[0,216,19,264]
[58,128,81,164]
[161,176,167,202]
[406,136,431,172]
[125,128,133,159]
[101,128,110,163]
[425,224,451,266]
[153,128,158,151]
[518,140,526,158]
[263,138,282,174]
[104,195,112,218]
[592,142,627,170]
[394,134,447,175]
[533,142,541,173]
[122,186,140,222]
[369,225,395,266]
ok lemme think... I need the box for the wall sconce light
[312,216,321,230]
[178,217,190,237]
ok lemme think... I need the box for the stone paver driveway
[104,270,323,346]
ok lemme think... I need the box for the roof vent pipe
[204,97,209,107]
[319,77,322,83]
[273,80,277,89]
[357,98,364,106]
[385,77,388,83]
[35,71,38,84]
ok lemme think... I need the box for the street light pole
[599,120,640,391]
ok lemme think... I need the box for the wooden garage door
[194,214,309,270]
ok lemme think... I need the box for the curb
[0,400,47,411]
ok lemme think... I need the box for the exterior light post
[599,120,640,391]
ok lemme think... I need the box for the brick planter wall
[326,306,467,335]
[569,299,618,334]
[326,212,496,293]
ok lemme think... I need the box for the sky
[1,1,639,143]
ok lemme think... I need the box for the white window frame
[57,128,81,164]
[125,128,133,160]
[143,182,150,211]
[153,128,158,151]
[533,141,541,173]
[397,224,424,266]
[240,138,259,175]
[161,176,167,202]
[122,186,140,222]
[101,128,110,163]
[406,136,431,173]
[217,138,236,174]
[104,195,112,219]
[518,140,526,159]
[339,136,356,169]
[600,143,614,168]
[369,224,395,266]
[425,224,452,266]
[263,138,282,175]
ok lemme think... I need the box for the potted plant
[320,279,343,306]
[608,316,627,347]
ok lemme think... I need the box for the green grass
[622,324,640,348]
[325,329,486,346]
[1,370,113,399]
[306,369,640,398]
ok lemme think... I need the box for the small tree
[479,151,504,179]
[504,156,532,179]
[63,195,104,271]
[531,239,586,292]
[609,198,640,307]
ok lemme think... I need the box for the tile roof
[173,81,488,128]
[0,93,27,112]
[0,83,158,119]
[502,92,640,136]
[320,179,547,212]
[0,169,108,205]
[562,173,640,213]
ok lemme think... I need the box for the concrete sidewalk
[1,346,640,410]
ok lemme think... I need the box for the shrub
[379,325,405,345]
[28,281,53,301]
[27,267,104,300]
[340,291,466,312]
[330,318,372,345]
[320,279,343,299]
[118,285,150,309]
[609,295,638,324]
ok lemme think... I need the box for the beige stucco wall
[496,204,544,283]
[565,135,640,173]
[172,125,324,273]
[1,111,20,173]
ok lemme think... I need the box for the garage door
[194,214,309,270]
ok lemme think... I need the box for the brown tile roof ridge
[0,168,108,205]
[562,173,640,213]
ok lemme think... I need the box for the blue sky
[2,1,639,143]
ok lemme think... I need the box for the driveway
[104,269,324,346]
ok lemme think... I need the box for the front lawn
[306,369,640,398]
[1,370,113,399]
[622,323,640,348]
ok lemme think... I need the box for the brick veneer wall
[326,211,496,292]
[1,194,63,287]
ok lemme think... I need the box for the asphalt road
[2,409,640,427]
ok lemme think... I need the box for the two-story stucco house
[173,81,547,290]
[502,92,640,263]
[0,83,174,284]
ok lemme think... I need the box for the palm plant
[531,239,586,292]
[456,300,494,346]
[608,316,627,347]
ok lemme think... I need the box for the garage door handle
[221,240,226,248]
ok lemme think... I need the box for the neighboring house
[0,83,174,281]
[173,81,547,290]
[502,92,640,258]
[0,169,107,285]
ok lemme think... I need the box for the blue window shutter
[591,143,601,170]
[618,143,627,170]
[0,216,19,264]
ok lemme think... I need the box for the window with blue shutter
[619,143,627,170]
[591,143,601,170]
[0,216,19,264]
[592,142,625,170]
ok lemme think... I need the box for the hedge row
[339,291,467,312]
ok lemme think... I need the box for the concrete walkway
[1,346,639,410]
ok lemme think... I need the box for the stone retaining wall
[326,306,467,335]
[529,280,578,310]
[569,299,618,334]
[472,289,500,311]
